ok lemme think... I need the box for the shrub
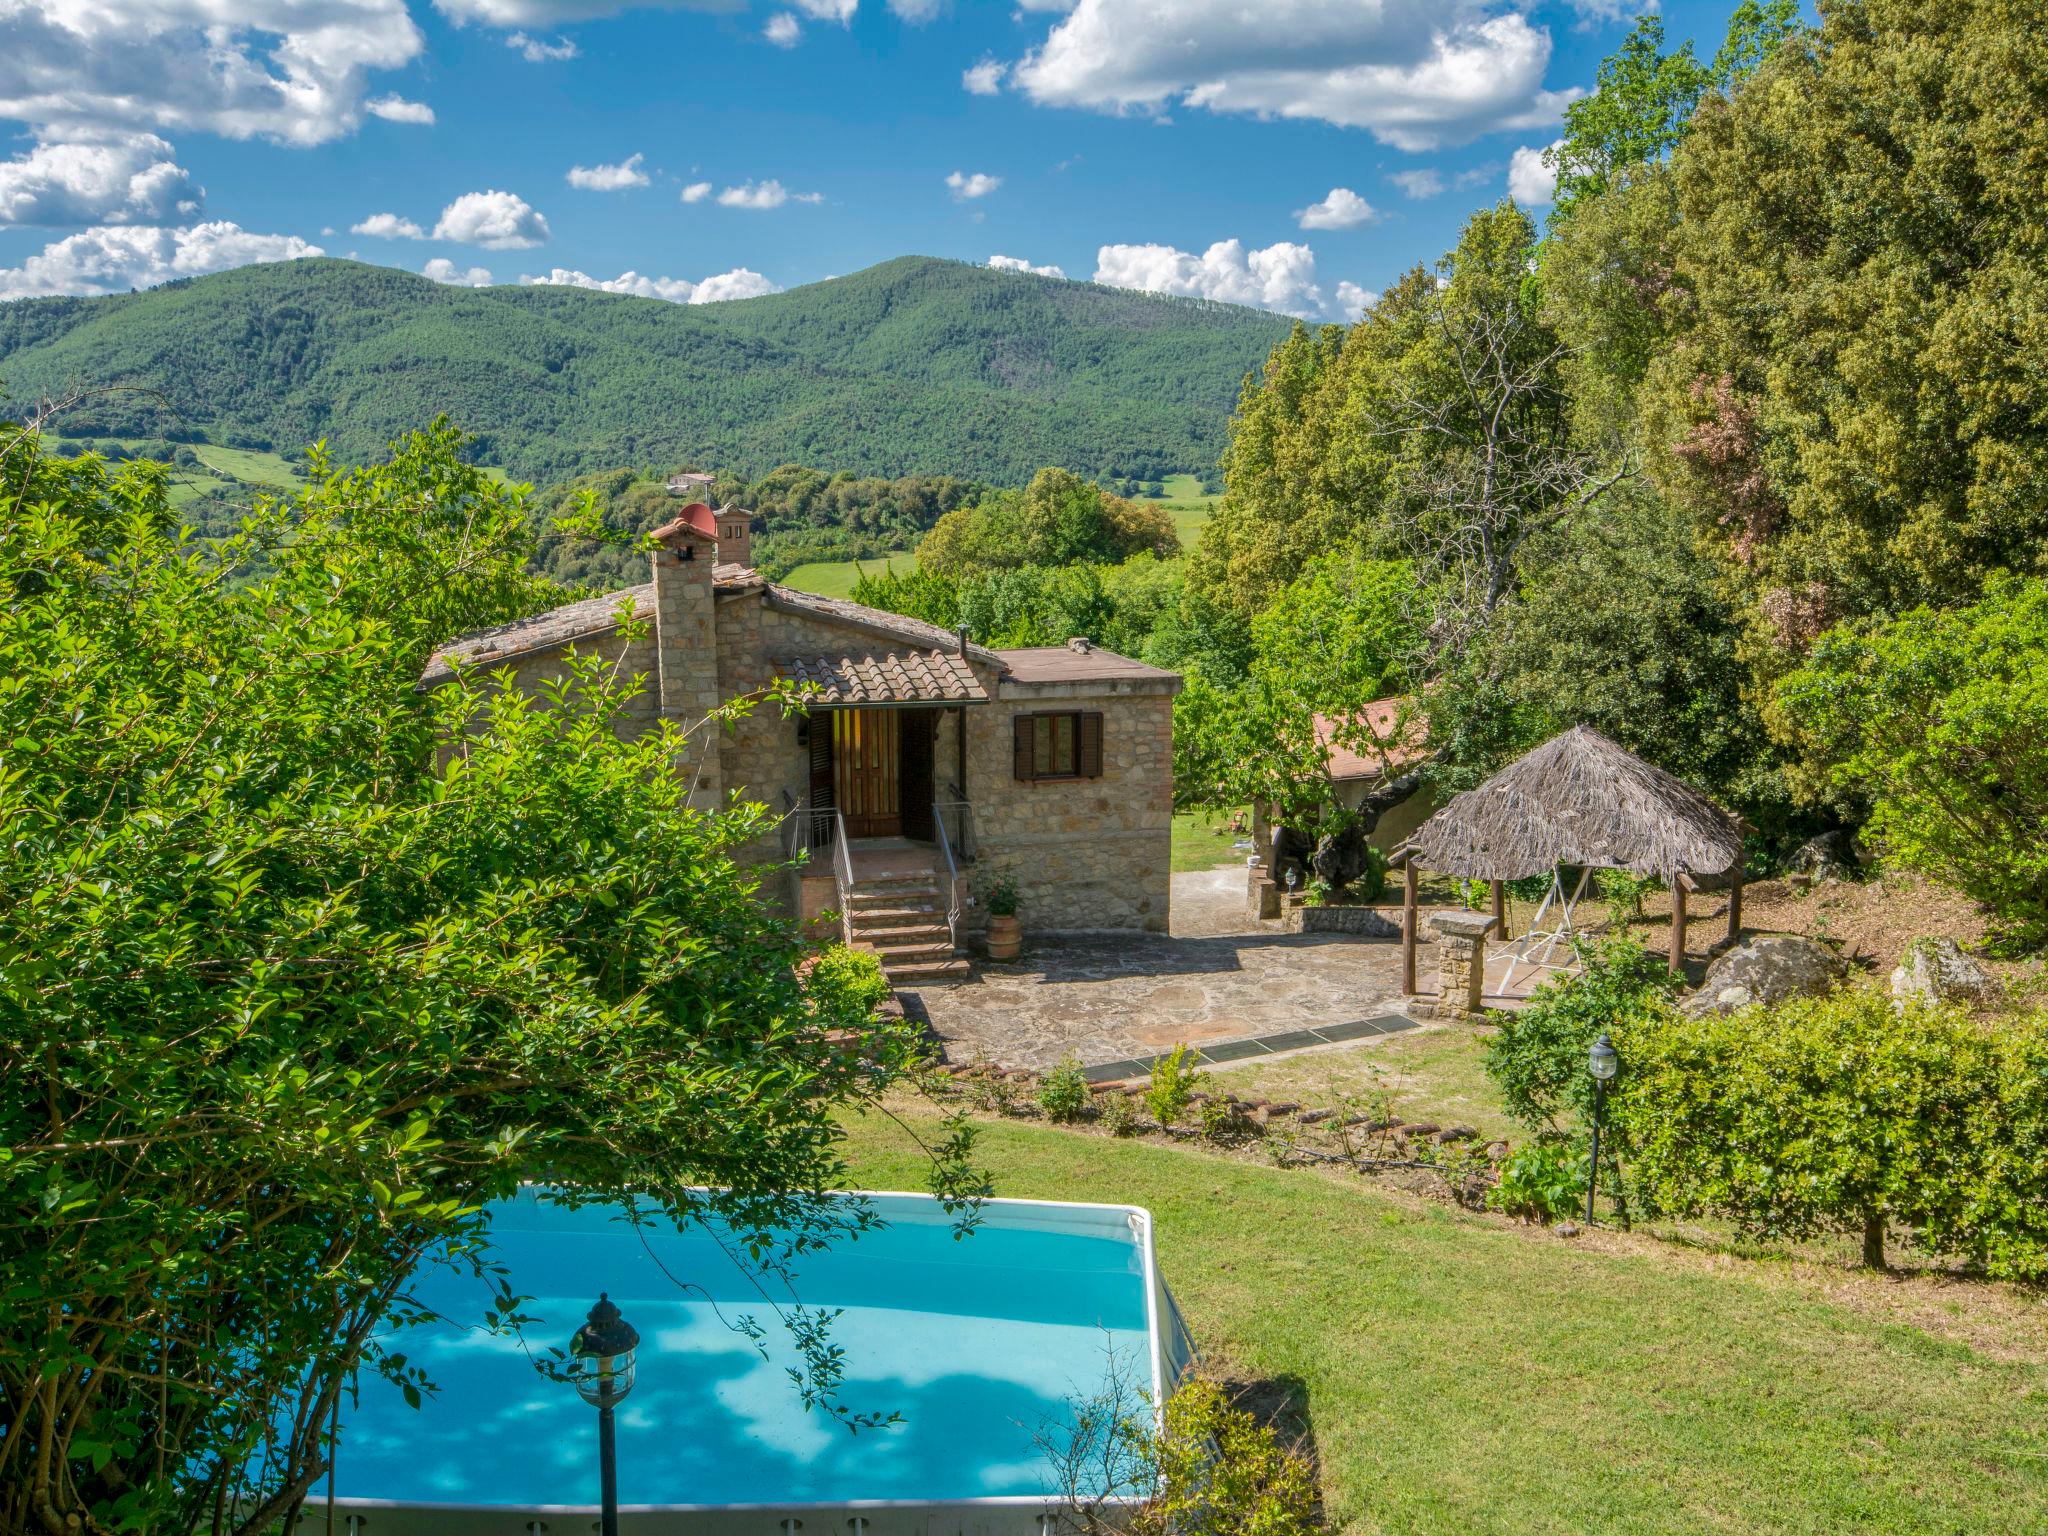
[1483,935,1677,1133]
[1100,1091,1138,1137]
[1139,1378,1323,1536]
[984,875,1020,917]
[1490,1138,1586,1225]
[1197,1094,1258,1144]
[809,943,891,1018]
[1776,574,2048,948]
[1146,1043,1203,1126]
[1039,1054,1092,1123]
[1616,990,2048,1276]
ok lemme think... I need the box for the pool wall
[313,1191,1192,1536]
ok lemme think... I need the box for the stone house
[423,504,1180,981]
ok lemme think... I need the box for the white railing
[785,802,855,944]
[830,807,855,945]
[932,800,963,953]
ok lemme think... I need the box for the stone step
[847,885,942,909]
[884,957,973,985]
[848,904,947,927]
[850,921,953,948]
[870,937,956,963]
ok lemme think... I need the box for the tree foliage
[1775,575,2048,946]
[0,422,967,1534]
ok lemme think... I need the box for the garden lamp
[1585,1033,1619,1225]
[570,1294,640,1536]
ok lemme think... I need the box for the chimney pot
[1067,636,1093,653]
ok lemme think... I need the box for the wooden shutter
[1013,715,1035,781]
[809,715,834,806]
[1078,711,1104,779]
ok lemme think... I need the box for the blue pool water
[330,1189,1159,1510]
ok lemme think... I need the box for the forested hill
[0,256,1292,485]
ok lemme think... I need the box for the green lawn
[1172,806,1250,873]
[1155,472,1221,547]
[1209,1021,1520,1144]
[191,444,303,488]
[781,551,918,599]
[842,1109,2048,1535]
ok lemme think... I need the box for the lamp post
[570,1294,640,1536]
[1585,1033,1619,1226]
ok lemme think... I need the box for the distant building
[422,504,1179,980]
[665,471,717,498]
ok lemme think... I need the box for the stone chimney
[715,503,755,570]
[649,506,723,805]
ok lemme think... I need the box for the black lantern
[1585,1033,1619,1225]
[570,1295,640,1536]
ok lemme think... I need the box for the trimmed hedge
[1615,990,2048,1278]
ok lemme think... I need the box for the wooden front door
[833,708,901,837]
[899,709,935,841]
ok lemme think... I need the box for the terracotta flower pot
[985,913,1022,961]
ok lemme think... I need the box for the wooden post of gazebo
[1669,874,1690,974]
[1726,870,1743,946]
[1401,860,1419,995]
[1489,879,1507,941]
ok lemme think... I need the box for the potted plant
[983,876,1022,961]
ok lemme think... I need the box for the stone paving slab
[911,868,1424,1072]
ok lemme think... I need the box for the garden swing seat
[1495,865,1592,994]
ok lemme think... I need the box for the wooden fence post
[1402,860,1419,996]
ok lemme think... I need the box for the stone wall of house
[964,677,1176,934]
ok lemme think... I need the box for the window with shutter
[1078,712,1103,778]
[1013,711,1105,781]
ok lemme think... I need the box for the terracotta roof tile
[776,648,990,705]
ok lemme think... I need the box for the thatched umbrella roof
[1398,726,1743,882]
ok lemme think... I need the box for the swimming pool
[320,1188,1189,1533]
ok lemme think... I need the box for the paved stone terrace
[911,867,1427,1072]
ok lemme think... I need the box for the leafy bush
[1483,936,1677,1133]
[983,875,1020,917]
[1039,1054,1092,1123]
[809,943,891,1017]
[1490,1138,1586,1225]
[1596,869,1659,928]
[1138,1378,1323,1536]
[1616,990,2048,1276]
[1197,1095,1258,1144]
[1776,575,2048,948]
[1146,1044,1203,1126]
[1099,1091,1138,1137]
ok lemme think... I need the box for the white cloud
[1295,187,1375,230]
[1094,238,1337,319]
[1390,167,1444,199]
[432,190,551,248]
[990,253,1065,279]
[0,221,321,300]
[0,0,427,148]
[365,95,434,125]
[1008,0,1574,152]
[1508,141,1559,205]
[962,57,1005,95]
[764,12,801,46]
[423,257,493,286]
[680,181,713,203]
[566,153,649,191]
[433,0,727,25]
[0,134,200,227]
[889,0,944,19]
[716,179,819,209]
[1335,280,1375,321]
[507,31,579,61]
[351,211,425,239]
[522,265,780,303]
[945,170,1001,200]
[791,0,855,19]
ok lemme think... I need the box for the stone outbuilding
[422,504,1181,981]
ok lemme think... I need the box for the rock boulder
[1890,937,1999,1009]
[1681,934,1849,1017]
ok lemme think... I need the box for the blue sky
[0,0,1742,311]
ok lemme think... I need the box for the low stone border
[1280,903,1403,937]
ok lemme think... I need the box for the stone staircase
[845,870,971,987]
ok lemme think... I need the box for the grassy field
[842,1107,2048,1535]
[1210,1021,1522,1144]
[1172,806,1250,873]
[1155,472,1221,547]
[781,551,918,599]
[191,444,302,488]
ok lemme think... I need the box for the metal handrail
[933,792,974,863]
[932,801,962,954]
[830,807,855,946]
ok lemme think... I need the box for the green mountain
[0,256,1292,486]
